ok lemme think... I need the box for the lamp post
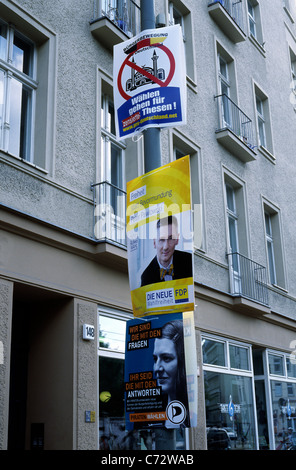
[140,0,176,451]
[140,0,162,173]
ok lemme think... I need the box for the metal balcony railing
[92,181,126,246]
[208,0,244,31]
[227,252,269,306]
[93,0,141,37]
[215,94,255,150]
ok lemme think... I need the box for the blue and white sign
[113,25,187,140]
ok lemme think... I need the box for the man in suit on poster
[141,215,192,287]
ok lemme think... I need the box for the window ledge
[90,16,132,51]
[208,2,246,43]
[0,150,48,175]
[284,6,295,24]
[216,128,257,162]
[258,145,276,164]
[248,34,266,58]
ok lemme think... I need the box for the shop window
[202,334,257,450]
[202,337,226,367]
[268,352,285,376]
[229,344,250,371]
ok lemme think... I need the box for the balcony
[208,0,246,43]
[215,94,257,162]
[90,0,141,50]
[227,252,270,315]
[92,181,126,247]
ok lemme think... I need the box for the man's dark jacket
[141,250,192,287]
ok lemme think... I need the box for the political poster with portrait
[126,155,194,318]
[113,25,186,140]
[124,311,197,430]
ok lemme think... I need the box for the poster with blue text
[113,25,187,140]
[124,312,197,430]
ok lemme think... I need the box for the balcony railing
[208,0,244,32]
[92,0,141,38]
[92,181,126,246]
[215,94,255,148]
[227,252,269,306]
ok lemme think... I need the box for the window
[171,131,204,251]
[0,21,36,162]
[168,1,196,83]
[247,0,264,49]
[289,48,296,93]
[256,95,266,148]
[94,71,143,244]
[218,55,231,126]
[0,5,56,171]
[216,43,238,130]
[247,1,257,38]
[263,202,286,288]
[99,84,126,243]
[202,335,257,450]
[264,212,276,285]
[254,84,274,159]
[224,171,251,296]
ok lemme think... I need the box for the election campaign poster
[126,155,194,317]
[124,311,197,430]
[113,24,186,140]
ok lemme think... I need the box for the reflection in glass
[268,353,284,376]
[204,370,256,450]
[99,316,126,352]
[286,356,296,379]
[202,338,225,367]
[229,345,249,371]
[8,78,32,160]
[12,33,33,76]
[270,381,296,450]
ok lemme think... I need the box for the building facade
[0,0,296,450]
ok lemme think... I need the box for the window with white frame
[263,202,286,288]
[216,43,237,130]
[247,0,264,44]
[172,131,204,251]
[264,212,277,285]
[266,349,296,449]
[290,48,296,93]
[255,95,266,148]
[99,84,126,243]
[0,4,56,171]
[202,334,257,450]
[247,0,257,38]
[0,20,36,162]
[254,84,274,157]
[168,1,196,82]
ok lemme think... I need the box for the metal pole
[140,0,175,451]
[140,0,162,173]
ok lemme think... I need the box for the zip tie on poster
[132,127,143,142]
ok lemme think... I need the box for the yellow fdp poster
[126,155,194,317]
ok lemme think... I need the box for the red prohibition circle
[117,43,176,101]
